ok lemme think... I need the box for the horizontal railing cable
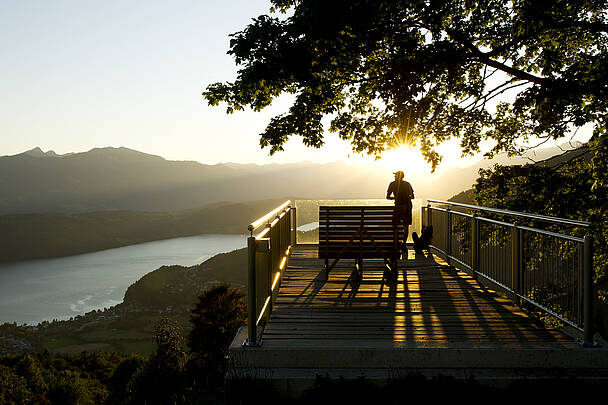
[427,199,591,228]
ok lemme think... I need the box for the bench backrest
[318,206,396,259]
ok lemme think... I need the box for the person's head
[393,170,404,181]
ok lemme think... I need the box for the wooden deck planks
[262,244,572,345]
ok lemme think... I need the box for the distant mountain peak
[21,147,60,158]
[83,146,165,161]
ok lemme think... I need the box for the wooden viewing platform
[229,200,608,396]
[229,245,608,395]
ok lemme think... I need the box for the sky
[0,0,591,174]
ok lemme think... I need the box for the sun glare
[379,145,432,176]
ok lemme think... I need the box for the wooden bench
[318,206,402,279]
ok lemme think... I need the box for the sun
[379,145,431,175]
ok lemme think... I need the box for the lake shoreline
[0,234,247,325]
[0,246,248,356]
[0,230,248,266]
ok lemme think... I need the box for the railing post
[271,220,278,310]
[427,203,432,229]
[471,214,479,279]
[511,225,521,305]
[278,212,283,256]
[446,207,452,265]
[283,209,289,251]
[583,234,594,347]
[255,237,271,331]
[284,210,288,250]
[578,242,584,327]
[291,207,297,246]
[271,220,280,308]
[246,236,257,346]
[421,206,426,228]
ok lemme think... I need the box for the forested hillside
[0,200,278,263]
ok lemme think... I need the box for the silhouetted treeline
[0,200,278,263]
[0,284,247,404]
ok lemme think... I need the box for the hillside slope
[447,145,590,204]
[0,247,248,356]
[0,199,281,263]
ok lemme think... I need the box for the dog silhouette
[412,225,433,254]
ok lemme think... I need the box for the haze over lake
[0,234,246,325]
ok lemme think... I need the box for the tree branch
[444,27,546,84]
[462,79,527,112]
[472,54,545,84]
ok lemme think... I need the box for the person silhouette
[386,170,414,256]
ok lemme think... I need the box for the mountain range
[1,145,583,215]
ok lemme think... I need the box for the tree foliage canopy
[204,0,608,168]
[188,284,246,380]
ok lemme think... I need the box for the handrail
[423,203,595,346]
[245,201,295,346]
[427,199,591,228]
[248,200,291,234]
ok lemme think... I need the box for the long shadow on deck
[264,245,568,345]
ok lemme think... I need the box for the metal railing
[423,199,595,346]
[245,200,295,346]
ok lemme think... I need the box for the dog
[412,225,433,254]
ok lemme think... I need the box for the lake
[0,234,247,325]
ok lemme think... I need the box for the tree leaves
[204,0,608,170]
